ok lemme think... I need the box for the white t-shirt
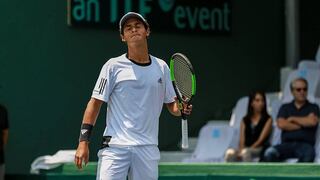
[92,54,176,146]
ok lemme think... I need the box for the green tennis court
[7,163,320,180]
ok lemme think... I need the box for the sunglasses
[294,87,307,92]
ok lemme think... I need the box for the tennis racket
[170,53,196,149]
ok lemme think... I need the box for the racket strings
[173,56,193,100]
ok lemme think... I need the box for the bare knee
[240,148,250,156]
[240,148,252,162]
[225,148,237,162]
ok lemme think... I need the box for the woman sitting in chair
[225,91,273,162]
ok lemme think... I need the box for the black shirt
[0,105,8,164]
[243,116,270,147]
[277,100,319,145]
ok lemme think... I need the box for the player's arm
[81,98,103,125]
[75,98,103,169]
[288,113,318,127]
[277,117,301,131]
[251,118,272,148]
[166,98,192,117]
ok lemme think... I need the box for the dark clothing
[0,105,8,164]
[263,100,320,162]
[264,142,315,162]
[243,116,270,147]
[243,115,271,161]
[275,142,315,162]
[277,100,319,145]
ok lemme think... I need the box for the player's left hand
[75,141,89,169]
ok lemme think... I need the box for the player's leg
[96,147,131,180]
[128,145,160,180]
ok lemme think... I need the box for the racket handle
[181,119,189,149]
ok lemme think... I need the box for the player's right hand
[75,141,89,169]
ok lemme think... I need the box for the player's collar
[125,53,152,66]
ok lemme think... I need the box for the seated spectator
[225,91,272,162]
[263,78,319,162]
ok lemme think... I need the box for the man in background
[263,78,319,162]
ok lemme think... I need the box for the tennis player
[74,12,192,180]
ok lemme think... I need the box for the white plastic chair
[269,99,282,146]
[229,96,248,149]
[314,121,320,163]
[298,60,320,70]
[316,43,320,63]
[314,98,320,163]
[183,121,233,162]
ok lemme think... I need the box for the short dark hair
[290,77,308,91]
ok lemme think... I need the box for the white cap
[119,12,149,34]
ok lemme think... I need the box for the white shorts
[96,145,160,180]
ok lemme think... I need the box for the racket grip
[181,119,189,149]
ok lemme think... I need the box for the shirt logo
[158,78,163,84]
[93,78,107,95]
